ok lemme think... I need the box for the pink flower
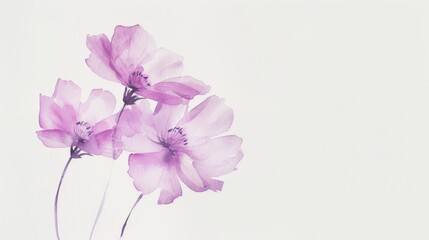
[122,96,243,204]
[86,25,210,105]
[37,79,119,158]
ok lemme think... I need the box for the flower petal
[39,95,77,133]
[86,34,120,83]
[180,96,234,138]
[122,133,164,153]
[193,135,243,178]
[111,25,156,73]
[182,137,211,159]
[137,87,185,105]
[36,130,73,148]
[80,129,120,159]
[128,150,170,195]
[78,89,116,125]
[177,154,207,192]
[158,166,182,204]
[141,48,183,84]
[119,100,154,136]
[52,79,81,112]
[153,103,187,135]
[119,101,162,153]
[91,112,117,135]
[90,110,121,158]
[153,76,210,100]
[204,179,224,191]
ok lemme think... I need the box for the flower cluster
[36,25,243,239]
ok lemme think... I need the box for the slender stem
[88,160,114,240]
[89,97,127,240]
[114,103,127,136]
[54,147,74,240]
[120,194,143,239]
[112,102,127,158]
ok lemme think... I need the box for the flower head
[86,25,210,105]
[122,96,243,204]
[37,79,120,158]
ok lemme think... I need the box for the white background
[2,0,429,239]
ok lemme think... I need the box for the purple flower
[122,96,243,204]
[86,25,210,105]
[37,79,118,158]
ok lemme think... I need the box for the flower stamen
[159,127,188,156]
[74,121,93,143]
[128,68,150,91]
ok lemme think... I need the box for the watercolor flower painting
[36,25,243,239]
[37,79,119,239]
[37,79,117,158]
[86,25,210,105]
[124,96,242,204]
